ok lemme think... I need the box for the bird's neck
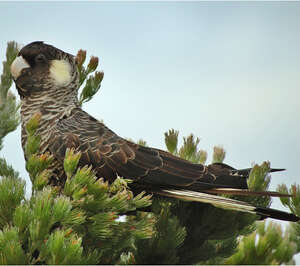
[20,86,80,152]
[21,88,79,123]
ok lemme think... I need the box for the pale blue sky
[1,2,300,227]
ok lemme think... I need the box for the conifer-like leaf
[248,161,271,192]
[79,71,104,105]
[90,212,118,239]
[130,191,152,209]
[40,230,87,264]
[0,157,20,179]
[119,252,136,265]
[34,169,51,191]
[0,177,25,228]
[137,139,147,147]
[277,184,300,217]
[64,148,81,178]
[0,41,20,150]
[25,136,41,159]
[125,212,156,240]
[26,154,53,185]
[64,165,95,199]
[179,134,200,161]
[0,226,28,264]
[25,112,41,136]
[198,149,207,164]
[13,203,31,237]
[225,221,297,265]
[61,208,86,228]
[75,49,104,105]
[164,129,179,154]
[212,145,226,163]
[1,42,19,98]
[23,114,54,189]
[134,199,186,264]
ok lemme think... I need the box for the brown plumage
[10,41,299,222]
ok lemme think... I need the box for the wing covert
[48,108,163,182]
[48,108,247,190]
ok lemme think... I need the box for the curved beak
[10,56,30,80]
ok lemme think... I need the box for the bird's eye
[35,53,46,63]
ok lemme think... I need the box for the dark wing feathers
[49,108,213,187]
[141,150,207,186]
[48,108,276,192]
[49,109,160,181]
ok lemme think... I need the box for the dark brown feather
[48,108,286,194]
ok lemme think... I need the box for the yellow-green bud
[212,146,225,163]
[164,129,179,154]
[198,150,207,164]
[26,112,41,135]
[34,169,50,190]
[64,148,81,178]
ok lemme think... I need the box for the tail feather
[269,168,286,173]
[232,167,286,177]
[255,206,299,222]
[158,189,299,222]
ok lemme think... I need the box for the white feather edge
[160,189,256,214]
[202,188,290,197]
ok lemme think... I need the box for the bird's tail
[231,167,285,177]
[157,189,299,222]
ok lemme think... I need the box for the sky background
[0,0,300,251]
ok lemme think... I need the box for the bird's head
[10,41,78,98]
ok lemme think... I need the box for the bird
[10,41,299,222]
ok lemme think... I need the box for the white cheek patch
[10,56,30,79]
[49,59,72,86]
